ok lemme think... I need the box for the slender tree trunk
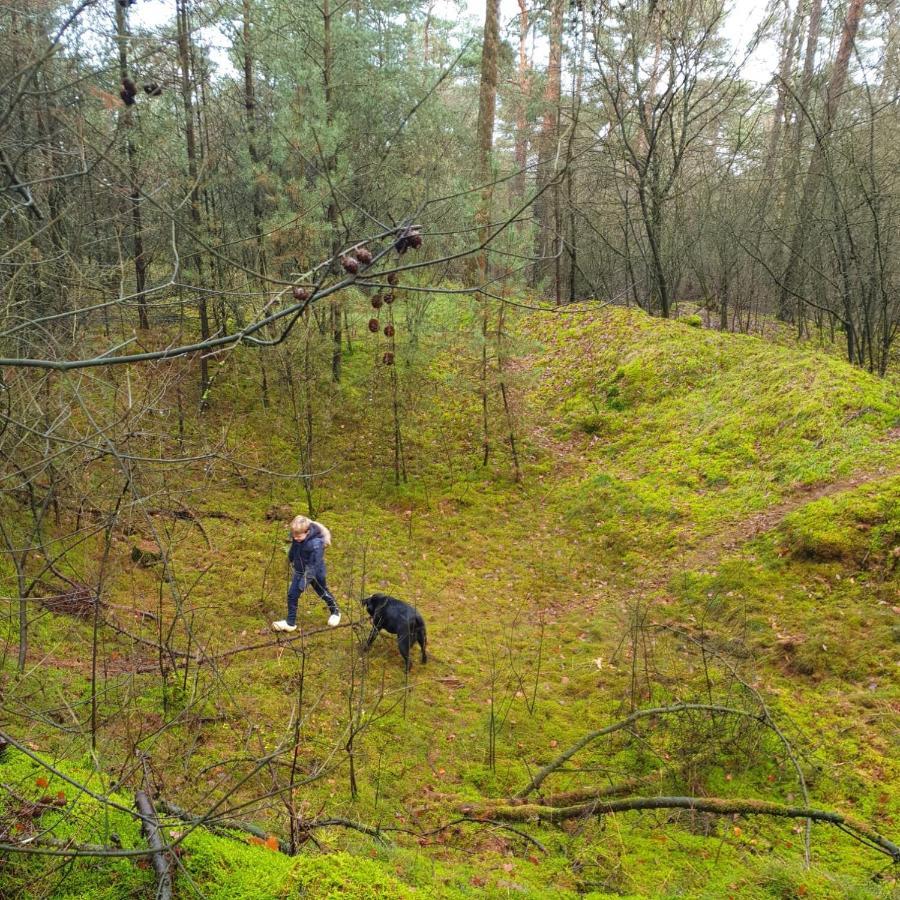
[114,0,148,330]
[423,0,434,65]
[176,0,210,399]
[775,0,822,322]
[767,0,804,164]
[778,0,865,321]
[322,0,342,384]
[496,299,521,483]
[242,0,265,274]
[475,0,500,467]
[16,561,26,673]
[514,0,530,199]
[532,0,563,288]
[242,0,274,406]
[565,16,586,303]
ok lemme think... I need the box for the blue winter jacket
[288,522,327,580]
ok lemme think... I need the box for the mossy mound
[527,306,898,547]
[780,476,900,564]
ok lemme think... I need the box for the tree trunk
[778,0,865,321]
[514,0,530,199]
[532,0,563,288]
[475,0,500,467]
[767,0,803,165]
[323,0,342,384]
[242,0,274,406]
[114,0,148,330]
[176,0,210,400]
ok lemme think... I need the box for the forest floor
[1,303,898,899]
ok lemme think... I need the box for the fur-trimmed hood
[312,520,332,546]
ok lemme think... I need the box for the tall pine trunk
[532,0,563,295]
[475,0,500,467]
[114,0,148,330]
[778,0,865,322]
[176,0,210,401]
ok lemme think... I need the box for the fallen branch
[460,795,900,862]
[505,774,660,808]
[13,836,122,854]
[157,801,388,852]
[0,840,162,858]
[516,704,768,798]
[135,790,173,900]
[157,798,290,854]
[300,817,387,844]
[101,617,348,671]
[203,622,351,664]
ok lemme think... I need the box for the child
[272,515,341,632]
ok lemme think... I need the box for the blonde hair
[290,515,332,546]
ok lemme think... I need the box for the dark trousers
[287,569,338,625]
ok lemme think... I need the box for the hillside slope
[2,304,898,898]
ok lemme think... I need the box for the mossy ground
[2,303,898,897]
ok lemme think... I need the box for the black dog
[361,593,427,672]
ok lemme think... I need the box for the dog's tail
[416,614,427,663]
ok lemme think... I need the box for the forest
[0,0,898,897]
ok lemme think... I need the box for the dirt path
[647,459,899,594]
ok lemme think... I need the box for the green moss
[284,852,419,898]
[781,476,900,563]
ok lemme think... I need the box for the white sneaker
[327,613,341,627]
[272,620,297,633]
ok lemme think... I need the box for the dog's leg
[396,632,412,672]
[416,622,427,663]
[364,624,379,651]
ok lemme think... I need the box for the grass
[2,302,898,897]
